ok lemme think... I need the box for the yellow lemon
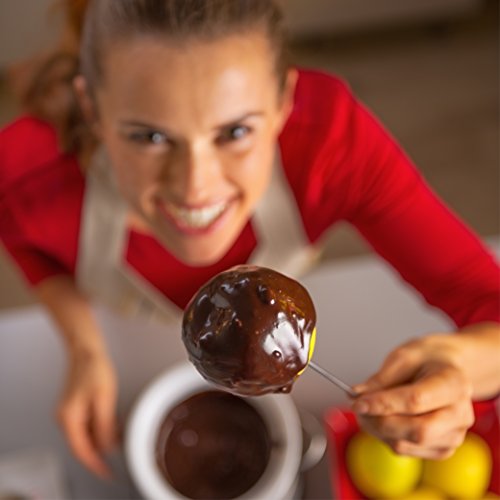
[483,493,500,499]
[422,432,492,499]
[398,486,446,499]
[346,431,422,499]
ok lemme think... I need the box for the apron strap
[250,149,321,277]
[76,148,129,305]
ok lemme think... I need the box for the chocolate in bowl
[182,265,316,395]
[155,390,272,499]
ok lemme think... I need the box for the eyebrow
[119,120,173,136]
[119,112,264,133]
[212,112,264,130]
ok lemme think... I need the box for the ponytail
[11,0,92,153]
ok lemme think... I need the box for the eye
[128,130,168,145]
[217,125,252,145]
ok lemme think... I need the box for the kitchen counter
[0,238,497,499]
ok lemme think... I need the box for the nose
[164,144,222,204]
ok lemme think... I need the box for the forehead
[97,33,279,126]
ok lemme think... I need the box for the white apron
[76,147,321,324]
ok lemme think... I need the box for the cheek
[232,136,275,201]
[105,141,163,201]
[224,158,271,212]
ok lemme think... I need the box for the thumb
[353,345,423,395]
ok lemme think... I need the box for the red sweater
[1,70,498,326]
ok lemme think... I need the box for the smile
[160,200,231,232]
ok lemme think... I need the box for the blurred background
[0,0,498,308]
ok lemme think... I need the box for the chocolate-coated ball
[182,265,316,395]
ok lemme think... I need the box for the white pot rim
[125,362,303,500]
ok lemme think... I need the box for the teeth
[165,201,228,228]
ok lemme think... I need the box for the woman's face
[86,33,296,265]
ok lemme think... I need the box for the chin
[153,211,246,267]
[176,248,227,267]
[162,237,231,267]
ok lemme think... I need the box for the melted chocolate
[182,265,316,395]
[156,390,271,499]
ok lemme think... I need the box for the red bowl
[324,400,499,499]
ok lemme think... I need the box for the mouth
[158,199,232,234]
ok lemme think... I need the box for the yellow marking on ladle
[297,327,316,376]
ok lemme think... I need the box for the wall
[285,0,481,37]
[0,0,482,67]
[0,0,60,67]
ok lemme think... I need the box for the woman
[1,0,498,480]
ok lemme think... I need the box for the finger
[388,429,467,460]
[353,343,423,394]
[59,402,112,479]
[358,403,474,445]
[92,389,118,453]
[352,364,469,416]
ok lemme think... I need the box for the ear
[276,68,298,131]
[73,75,101,136]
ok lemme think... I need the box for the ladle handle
[308,361,357,397]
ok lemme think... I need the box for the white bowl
[125,362,304,500]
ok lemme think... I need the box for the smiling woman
[0,0,499,487]
[79,31,292,265]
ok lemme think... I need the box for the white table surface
[1,238,497,499]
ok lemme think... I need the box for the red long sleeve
[2,71,499,320]
[279,71,499,328]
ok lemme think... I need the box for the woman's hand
[35,276,120,478]
[351,324,500,459]
[58,349,118,479]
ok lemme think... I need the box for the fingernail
[353,400,370,414]
[352,384,368,395]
